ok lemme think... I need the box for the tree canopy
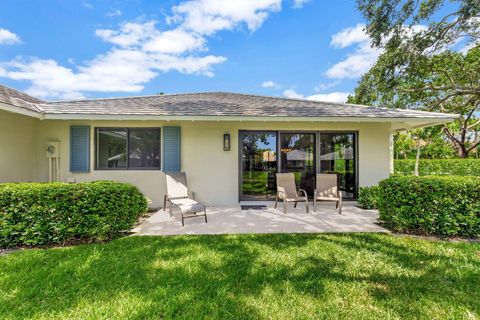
[351,0,480,157]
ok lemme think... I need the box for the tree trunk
[414,140,421,176]
[459,145,468,158]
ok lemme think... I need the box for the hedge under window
[96,128,161,169]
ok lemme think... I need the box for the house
[0,84,456,206]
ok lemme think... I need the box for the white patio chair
[274,172,309,214]
[164,172,207,226]
[314,173,342,214]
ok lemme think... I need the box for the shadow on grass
[0,233,479,319]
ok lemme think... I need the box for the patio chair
[314,173,342,214]
[274,172,309,214]
[164,172,207,226]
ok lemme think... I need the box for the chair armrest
[337,191,342,200]
[298,189,308,198]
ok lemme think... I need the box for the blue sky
[0,0,381,102]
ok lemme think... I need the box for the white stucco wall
[29,119,392,206]
[0,110,36,182]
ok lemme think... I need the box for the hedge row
[357,186,380,209]
[0,181,147,248]
[377,175,480,237]
[394,159,480,176]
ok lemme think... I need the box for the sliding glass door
[279,133,316,196]
[319,133,356,198]
[240,131,277,200]
[240,131,357,200]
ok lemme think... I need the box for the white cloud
[325,42,381,79]
[143,29,206,54]
[106,8,122,17]
[170,0,282,35]
[326,23,429,79]
[262,80,278,88]
[314,80,340,92]
[283,89,303,99]
[330,23,368,48]
[0,0,289,99]
[326,24,381,79]
[283,89,350,103]
[292,0,310,8]
[95,21,157,47]
[306,92,350,103]
[0,28,20,45]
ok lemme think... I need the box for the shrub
[377,175,480,237]
[357,186,380,209]
[0,181,147,248]
[394,159,480,176]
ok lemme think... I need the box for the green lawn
[1,234,479,319]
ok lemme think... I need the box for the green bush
[0,181,147,248]
[357,186,380,209]
[394,159,480,176]
[377,175,480,237]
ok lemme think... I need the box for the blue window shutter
[162,126,181,172]
[70,126,90,172]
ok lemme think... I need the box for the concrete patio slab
[132,202,388,236]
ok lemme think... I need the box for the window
[96,128,160,169]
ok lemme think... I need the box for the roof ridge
[46,92,205,103]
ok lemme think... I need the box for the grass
[0,233,479,319]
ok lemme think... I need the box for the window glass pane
[319,133,356,198]
[280,133,316,196]
[240,132,277,200]
[128,128,160,168]
[97,129,127,168]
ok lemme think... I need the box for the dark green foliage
[394,159,480,176]
[357,186,380,209]
[0,181,147,248]
[377,175,480,237]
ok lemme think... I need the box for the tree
[357,0,480,54]
[352,0,480,157]
[349,46,480,157]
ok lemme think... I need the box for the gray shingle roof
[42,92,456,119]
[0,85,43,113]
[0,84,457,120]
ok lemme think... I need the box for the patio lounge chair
[274,172,309,214]
[164,172,207,226]
[314,173,342,214]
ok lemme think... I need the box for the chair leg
[294,201,297,208]
[163,195,167,211]
[169,202,173,217]
[283,199,287,214]
[204,208,208,223]
[314,197,317,212]
[181,214,185,227]
[306,200,309,213]
[338,200,342,214]
[274,194,278,209]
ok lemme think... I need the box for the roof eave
[42,113,458,124]
[0,102,43,119]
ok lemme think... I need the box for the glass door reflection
[319,133,356,198]
[240,132,277,200]
[279,133,316,196]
